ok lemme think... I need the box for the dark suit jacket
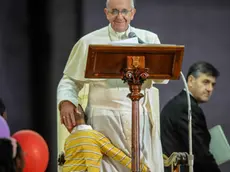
[160,90,220,172]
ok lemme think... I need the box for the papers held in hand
[209,125,230,165]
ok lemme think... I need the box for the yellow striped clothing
[63,125,149,172]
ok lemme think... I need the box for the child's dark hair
[0,138,23,172]
[78,104,88,123]
[0,98,6,116]
[0,138,16,172]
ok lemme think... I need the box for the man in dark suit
[160,61,221,172]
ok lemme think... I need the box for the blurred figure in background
[0,98,7,120]
[0,138,25,172]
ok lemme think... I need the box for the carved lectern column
[121,56,149,172]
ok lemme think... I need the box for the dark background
[0,0,230,171]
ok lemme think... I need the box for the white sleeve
[57,74,84,109]
[154,34,161,44]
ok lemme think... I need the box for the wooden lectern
[85,44,184,172]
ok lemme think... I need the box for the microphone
[128,32,145,44]
[180,71,194,172]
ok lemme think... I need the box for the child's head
[76,104,88,124]
[0,138,24,172]
[0,98,7,120]
[68,104,88,133]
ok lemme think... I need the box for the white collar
[71,124,92,134]
[108,24,131,41]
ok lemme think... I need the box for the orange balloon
[12,130,49,172]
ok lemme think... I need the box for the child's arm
[98,135,149,172]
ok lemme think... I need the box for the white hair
[106,0,135,8]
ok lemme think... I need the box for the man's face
[188,73,217,103]
[104,0,136,32]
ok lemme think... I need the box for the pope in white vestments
[57,0,165,171]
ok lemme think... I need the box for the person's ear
[187,75,195,87]
[130,8,136,20]
[104,8,109,20]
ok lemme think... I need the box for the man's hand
[59,101,81,130]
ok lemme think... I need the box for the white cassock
[57,24,165,172]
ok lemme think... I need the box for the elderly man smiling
[57,0,164,171]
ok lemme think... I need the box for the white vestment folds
[57,24,164,172]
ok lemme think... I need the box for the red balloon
[12,130,49,172]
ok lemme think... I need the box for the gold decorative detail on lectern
[132,56,140,68]
[127,56,145,69]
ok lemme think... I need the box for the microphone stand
[180,71,194,172]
